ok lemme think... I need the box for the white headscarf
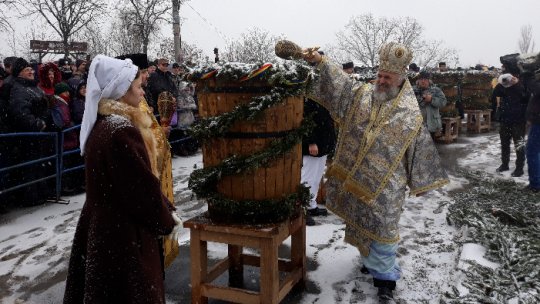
[79,55,138,155]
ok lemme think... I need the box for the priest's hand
[303,48,322,64]
[309,143,319,156]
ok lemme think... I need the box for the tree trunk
[172,0,181,62]
[143,35,149,54]
[63,35,70,59]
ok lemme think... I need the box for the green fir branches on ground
[444,170,540,303]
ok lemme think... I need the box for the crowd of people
[0,54,199,209]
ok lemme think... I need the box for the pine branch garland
[187,62,315,223]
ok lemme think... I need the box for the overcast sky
[179,0,540,67]
[2,0,539,67]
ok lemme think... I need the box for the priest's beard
[373,84,400,103]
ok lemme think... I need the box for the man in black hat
[0,57,17,100]
[408,63,420,73]
[302,51,336,226]
[438,62,448,72]
[59,58,73,82]
[342,61,354,74]
[1,57,19,132]
[492,73,529,177]
[413,70,447,139]
[67,59,87,92]
[148,58,178,116]
[170,62,185,97]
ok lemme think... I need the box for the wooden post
[190,229,208,304]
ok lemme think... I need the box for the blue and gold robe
[307,57,449,256]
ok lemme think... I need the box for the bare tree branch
[15,0,108,57]
[223,27,283,63]
[0,0,16,31]
[122,0,171,54]
[518,24,535,54]
[332,14,459,68]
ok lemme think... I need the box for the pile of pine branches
[444,170,540,303]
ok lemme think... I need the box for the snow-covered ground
[0,130,531,304]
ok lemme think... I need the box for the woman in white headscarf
[63,55,176,304]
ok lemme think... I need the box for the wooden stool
[437,117,460,144]
[464,109,491,133]
[184,213,306,304]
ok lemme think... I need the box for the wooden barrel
[440,85,458,98]
[440,102,456,113]
[197,80,303,222]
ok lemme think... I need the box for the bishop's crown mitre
[378,42,413,76]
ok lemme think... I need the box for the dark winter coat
[0,75,15,132]
[302,98,336,157]
[4,77,54,204]
[493,82,529,124]
[63,114,175,304]
[8,77,48,131]
[71,82,86,124]
[147,69,177,115]
[526,77,540,124]
[67,73,85,94]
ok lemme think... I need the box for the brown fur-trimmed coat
[63,99,175,304]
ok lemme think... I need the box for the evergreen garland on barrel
[187,61,315,224]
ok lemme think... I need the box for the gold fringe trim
[326,164,349,181]
[343,180,375,205]
[327,203,401,245]
[409,178,450,196]
[326,81,424,205]
[369,114,423,199]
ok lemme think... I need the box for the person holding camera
[413,71,447,139]
[492,73,529,177]
[524,72,540,192]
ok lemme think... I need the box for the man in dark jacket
[301,98,336,225]
[147,58,177,116]
[492,73,530,177]
[0,56,18,133]
[8,58,48,131]
[5,58,52,206]
[525,76,540,192]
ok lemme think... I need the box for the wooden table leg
[260,238,279,304]
[291,215,306,289]
[228,244,244,288]
[190,229,208,304]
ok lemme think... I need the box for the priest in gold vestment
[116,54,179,268]
[304,43,449,301]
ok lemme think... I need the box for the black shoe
[377,287,394,302]
[496,165,509,173]
[305,215,316,226]
[360,264,370,274]
[511,168,524,177]
[307,207,328,216]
